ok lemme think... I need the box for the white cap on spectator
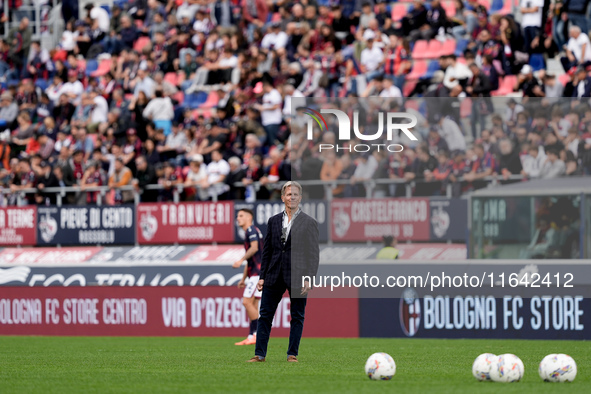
[190,154,204,163]
[363,29,376,41]
[520,65,533,75]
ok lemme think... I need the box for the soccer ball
[472,353,497,381]
[365,352,396,380]
[539,354,577,382]
[490,354,524,383]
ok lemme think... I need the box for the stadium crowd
[0,0,591,205]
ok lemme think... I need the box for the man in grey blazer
[247,181,320,363]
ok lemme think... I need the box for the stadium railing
[2,0,61,51]
[0,175,526,206]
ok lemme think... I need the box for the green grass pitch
[0,337,589,393]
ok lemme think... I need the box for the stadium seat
[184,93,204,109]
[411,40,429,60]
[35,79,49,91]
[558,73,571,87]
[491,75,517,96]
[421,60,441,80]
[460,98,472,118]
[478,0,491,10]
[85,59,98,76]
[490,0,504,12]
[406,60,428,79]
[133,37,151,52]
[404,99,420,111]
[499,0,513,14]
[199,91,220,109]
[91,59,113,77]
[392,4,407,21]
[172,91,184,105]
[454,39,469,57]
[529,54,546,72]
[403,80,417,97]
[439,39,456,56]
[427,40,443,58]
[442,1,457,17]
[165,72,179,86]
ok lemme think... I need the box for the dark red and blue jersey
[244,225,263,278]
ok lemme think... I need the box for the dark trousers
[255,278,307,358]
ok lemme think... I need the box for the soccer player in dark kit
[233,208,264,345]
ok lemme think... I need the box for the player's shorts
[243,275,262,299]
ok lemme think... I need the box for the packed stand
[0,1,590,205]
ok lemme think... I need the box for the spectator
[515,64,545,97]
[80,160,104,204]
[498,138,523,179]
[570,65,591,97]
[158,160,181,202]
[562,25,591,72]
[360,38,384,82]
[142,89,174,136]
[540,149,566,178]
[35,161,60,205]
[522,144,547,178]
[464,143,495,182]
[205,149,230,200]
[346,151,378,197]
[109,157,134,204]
[226,156,247,200]
[520,0,544,52]
[254,79,283,146]
[134,155,158,202]
[0,92,18,126]
[436,115,467,152]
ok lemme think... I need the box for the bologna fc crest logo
[38,212,58,243]
[140,212,158,241]
[399,288,421,337]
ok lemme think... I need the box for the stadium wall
[0,198,467,247]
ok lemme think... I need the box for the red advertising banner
[331,198,430,242]
[137,202,235,244]
[0,207,37,246]
[0,287,359,337]
[0,247,102,264]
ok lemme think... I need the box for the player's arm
[237,264,248,288]
[232,235,259,268]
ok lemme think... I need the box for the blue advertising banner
[233,200,328,243]
[37,205,136,246]
[429,198,467,242]
[359,293,591,339]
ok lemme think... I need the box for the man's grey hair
[570,25,582,35]
[281,181,302,196]
[228,156,241,166]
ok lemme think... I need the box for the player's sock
[250,319,258,335]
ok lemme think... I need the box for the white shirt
[261,89,283,126]
[142,97,174,120]
[282,207,302,240]
[439,118,466,151]
[443,62,473,89]
[360,46,384,72]
[91,95,109,124]
[261,31,289,50]
[59,81,84,103]
[379,85,403,104]
[90,7,111,33]
[353,155,379,179]
[521,147,546,178]
[60,31,75,51]
[134,76,156,98]
[206,159,230,197]
[520,0,544,28]
[567,33,591,63]
[218,55,238,68]
[283,89,305,116]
